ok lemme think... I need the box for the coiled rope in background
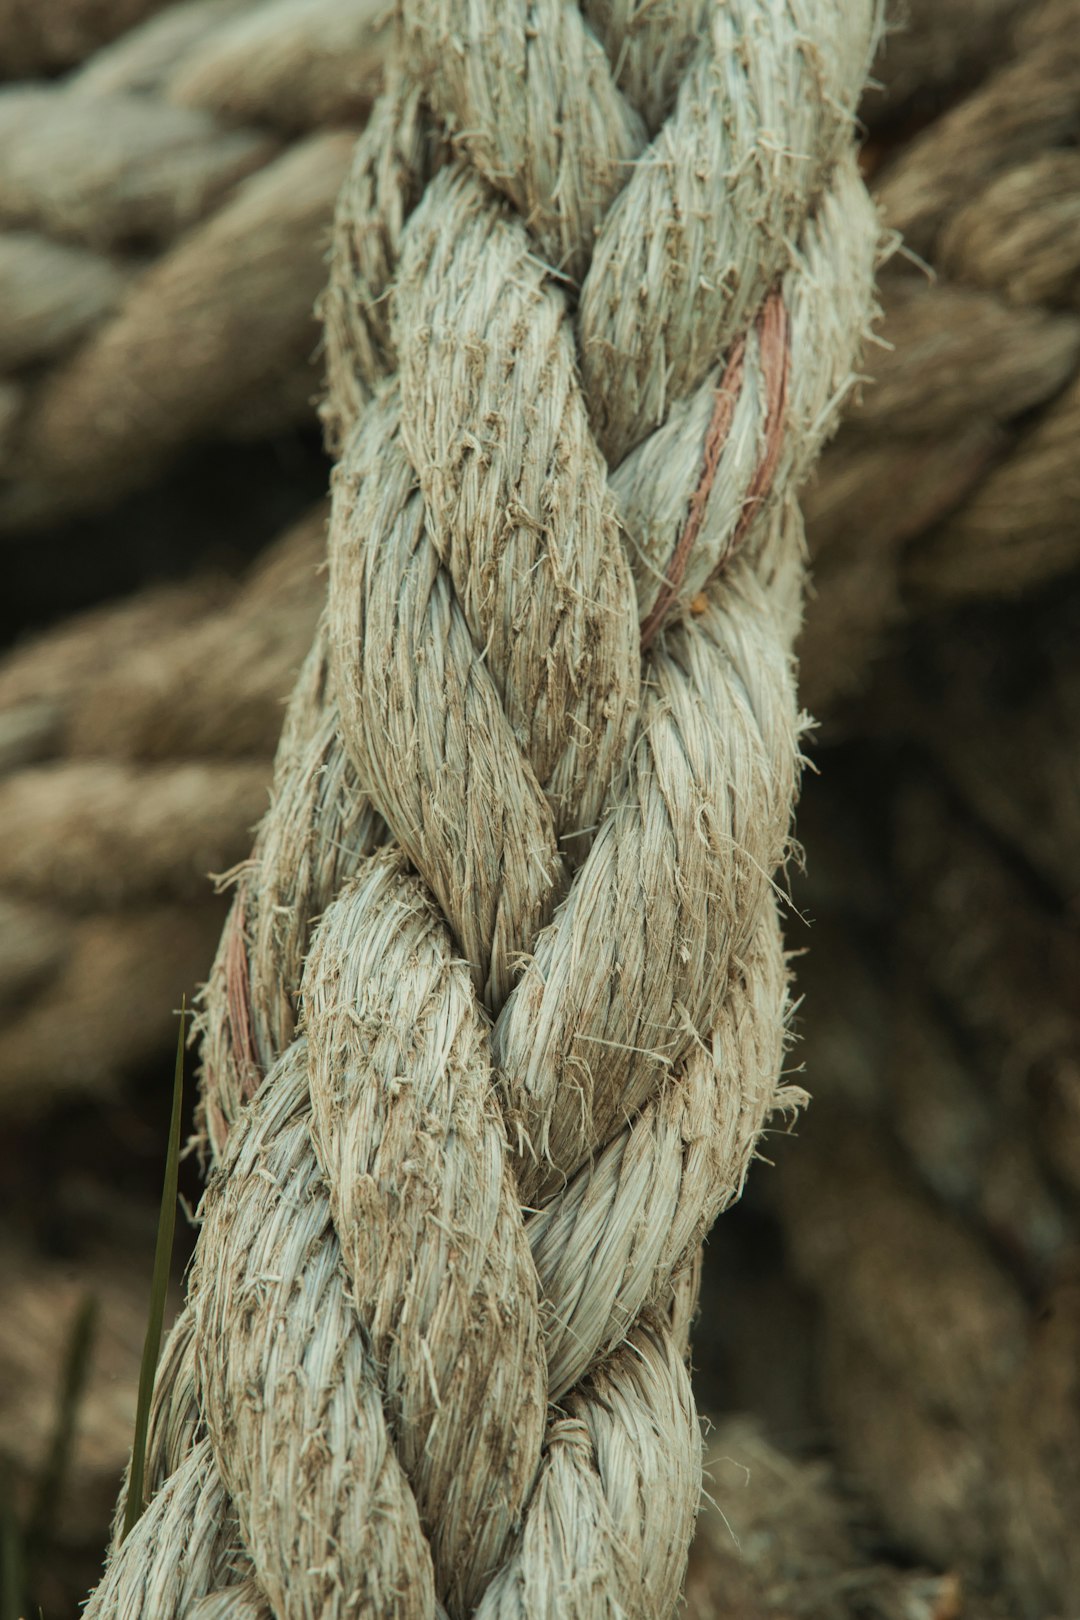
[803,0,1080,712]
[78,2,881,1614]
[0,0,388,533]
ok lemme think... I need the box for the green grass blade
[26,1293,97,1560]
[121,996,186,1542]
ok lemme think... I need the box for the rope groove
[87,3,881,1614]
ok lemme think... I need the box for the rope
[0,509,325,1115]
[0,0,166,75]
[801,0,1080,708]
[8,1,1074,1184]
[4,3,1075,1607]
[0,0,389,533]
[766,745,1080,1611]
[3,6,1077,1605]
[84,2,880,1613]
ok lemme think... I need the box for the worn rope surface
[86,3,880,1615]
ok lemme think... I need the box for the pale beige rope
[87,2,881,1615]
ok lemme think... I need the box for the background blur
[1,2,1078,1616]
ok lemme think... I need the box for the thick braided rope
[87,4,880,1616]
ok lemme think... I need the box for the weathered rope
[84,4,881,1614]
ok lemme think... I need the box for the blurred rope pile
[0,505,325,1114]
[0,1,171,77]
[800,0,1080,711]
[0,0,1078,1616]
[769,742,1080,1615]
[744,5,1080,1613]
[0,0,389,532]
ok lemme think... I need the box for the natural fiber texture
[5,6,1078,1614]
[83,3,880,1616]
[0,0,390,533]
[445,12,1080,1591]
[5,0,1068,673]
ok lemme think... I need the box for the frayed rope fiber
[86,4,883,1616]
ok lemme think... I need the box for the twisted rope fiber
[87,3,881,1615]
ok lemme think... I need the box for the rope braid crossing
[86,3,882,1614]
